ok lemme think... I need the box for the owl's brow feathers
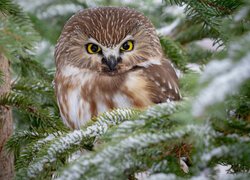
[55,7,160,60]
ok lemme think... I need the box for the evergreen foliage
[0,0,249,179]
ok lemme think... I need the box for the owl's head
[55,7,163,75]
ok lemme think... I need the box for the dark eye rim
[121,40,134,52]
[85,43,102,54]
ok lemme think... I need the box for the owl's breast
[55,66,153,129]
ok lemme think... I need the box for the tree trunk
[0,53,14,180]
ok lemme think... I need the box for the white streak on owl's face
[82,34,149,75]
[88,35,133,58]
[78,31,162,76]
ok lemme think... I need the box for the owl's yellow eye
[86,43,101,54]
[120,40,134,52]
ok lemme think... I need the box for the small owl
[55,7,181,129]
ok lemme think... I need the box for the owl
[54,7,181,129]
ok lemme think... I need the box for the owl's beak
[102,55,121,71]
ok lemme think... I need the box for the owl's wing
[143,59,181,103]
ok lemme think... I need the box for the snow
[201,146,228,162]
[135,171,150,180]
[215,164,231,179]
[140,102,176,119]
[18,0,82,19]
[199,59,233,82]
[26,109,136,178]
[225,133,250,142]
[33,133,55,151]
[186,63,203,74]
[34,40,54,67]
[146,173,177,180]
[157,18,181,36]
[192,53,250,117]
[189,164,233,180]
[40,4,82,19]
[27,130,84,177]
[195,38,224,51]
[164,5,186,16]
[234,7,249,21]
[17,0,51,11]
[191,171,210,180]
[68,151,82,162]
[56,125,201,180]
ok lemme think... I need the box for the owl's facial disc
[86,36,136,74]
[55,7,164,74]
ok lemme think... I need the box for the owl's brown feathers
[55,7,181,129]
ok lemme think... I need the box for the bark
[0,53,14,180]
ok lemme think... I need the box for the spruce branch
[0,15,39,62]
[160,37,188,72]
[198,142,250,174]
[0,0,26,17]
[0,0,40,76]
[105,102,177,140]
[172,22,218,44]
[167,0,243,43]
[22,109,139,178]
[56,125,205,180]
[16,56,54,81]
[0,70,3,85]
[12,77,54,96]
[15,133,58,172]
[5,130,43,152]
[192,32,250,117]
[0,92,64,131]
